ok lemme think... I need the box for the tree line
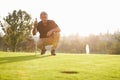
[0,10,120,54]
[57,32,120,54]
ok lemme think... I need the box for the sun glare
[0,0,120,36]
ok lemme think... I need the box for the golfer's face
[40,14,48,21]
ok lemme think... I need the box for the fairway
[0,52,120,80]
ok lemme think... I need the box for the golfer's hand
[47,31,53,37]
[34,20,38,28]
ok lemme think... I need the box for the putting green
[0,52,120,80]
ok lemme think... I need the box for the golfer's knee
[52,43,58,50]
[37,44,42,49]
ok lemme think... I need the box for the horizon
[0,0,120,36]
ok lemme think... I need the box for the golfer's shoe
[51,50,56,56]
[41,50,46,55]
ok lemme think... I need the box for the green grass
[0,52,120,80]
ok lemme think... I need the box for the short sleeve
[50,20,58,28]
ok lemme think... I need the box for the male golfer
[32,12,60,55]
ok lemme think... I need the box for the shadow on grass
[0,55,51,64]
[61,71,79,74]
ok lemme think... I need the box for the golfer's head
[40,11,48,21]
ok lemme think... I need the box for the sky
[0,0,120,36]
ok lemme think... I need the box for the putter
[34,34,37,55]
[34,18,38,55]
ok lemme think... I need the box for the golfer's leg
[52,32,60,49]
[37,39,47,55]
[52,40,59,50]
[37,39,46,50]
[51,32,60,55]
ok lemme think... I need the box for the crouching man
[32,12,61,56]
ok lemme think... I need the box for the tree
[0,10,32,52]
[109,31,120,54]
[17,36,35,52]
[114,31,120,42]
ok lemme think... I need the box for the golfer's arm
[51,27,61,33]
[50,20,61,33]
[32,27,37,35]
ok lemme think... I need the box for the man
[32,11,60,55]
